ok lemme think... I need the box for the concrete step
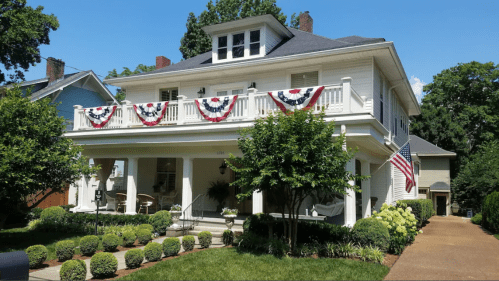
[194,220,244,228]
[188,229,224,237]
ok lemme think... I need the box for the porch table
[268,213,326,222]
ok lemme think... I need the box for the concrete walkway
[385,216,499,280]
[29,235,224,280]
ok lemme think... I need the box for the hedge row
[482,191,499,233]
[398,199,433,227]
[65,213,150,226]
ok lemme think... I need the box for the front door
[437,196,446,216]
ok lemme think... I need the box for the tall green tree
[452,141,499,212]
[411,61,499,176]
[0,0,59,85]
[179,0,294,60]
[0,86,96,228]
[227,109,363,251]
[105,64,156,101]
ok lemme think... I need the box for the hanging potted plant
[207,180,230,212]
[170,204,182,229]
[221,208,238,230]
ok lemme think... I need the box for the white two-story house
[66,13,420,227]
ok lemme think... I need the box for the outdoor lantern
[248,82,256,89]
[197,87,206,98]
[219,161,227,175]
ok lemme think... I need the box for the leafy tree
[0,0,59,85]
[452,141,499,212]
[0,86,96,228]
[411,61,499,176]
[227,109,363,251]
[180,0,295,60]
[105,64,156,102]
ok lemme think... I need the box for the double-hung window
[250,30,260,56]
[218,36,228,60]
[161,88,178,102]
[217,88,243,97]
[232,33,245,58]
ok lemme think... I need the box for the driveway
[385,215,499,280]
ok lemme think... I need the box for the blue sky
[5,0,499,101]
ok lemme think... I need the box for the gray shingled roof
[430,181,451,191]
[410,135,456,156]
[124,28,385,78]
[31,71,91,100]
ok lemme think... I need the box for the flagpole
[370,139,411,176]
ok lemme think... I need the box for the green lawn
[494,234,499,240]
[0,227,119,261]
[118,247,390,280]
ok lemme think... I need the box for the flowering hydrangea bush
[221,208,238,216]
[373,202,419,254]
[170,204,182,211]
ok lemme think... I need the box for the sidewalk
[29,235,224,280]
[385,216,499,280]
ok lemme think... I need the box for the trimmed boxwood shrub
[29,207,43,220]
[136,229,152,245]
[65,212,149,226]
[144,242,162,262]
[90,252,118,278]
[40,206,66,223]
[482,191,499,233]
[243,213,351,244]
[122,231,136,247]
[351,218,390,251]
[55,240,75,261]
[102,233,120,252]
[136,224,154,233]
[198,231,212,248]
[222,230,234,246]
[398,199,434,227]
[79,235,99,256]
[148,210,172,234]
[26,245,48,269]
[182,235,195,252]
[162,237,181,257]
[471,213,482,225]
[60,259,86,281]
[124,248,144,269]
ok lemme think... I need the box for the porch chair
[158,191,177,211]
[138,194,156,214]
[116,193,127,213]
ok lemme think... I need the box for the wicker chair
[138,194,156,214]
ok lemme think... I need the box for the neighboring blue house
[3,57,117,130]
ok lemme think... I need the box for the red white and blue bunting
[133,102,169,126]
[195,96,238,122]
[268,86,325,114]
[84,106,117,128]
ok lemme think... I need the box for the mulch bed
[28,240,145,273]
[382,253,399,268]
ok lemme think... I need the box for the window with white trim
[218,36,228,60]
[250,30,260,56]
[232,33,245,58]
[380,78,384,124]
[161,88,178,102]
[291,71,319,88]
[217,88,243,97]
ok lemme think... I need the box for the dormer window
[232,33,245,58]
[218,36,228,60]
[250,30,260,55]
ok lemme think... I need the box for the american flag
[390,142,415,193]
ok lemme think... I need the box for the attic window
[291,71,319,88]
[232,33,245,58]
[218,36,228,60]
[250,30,260,56]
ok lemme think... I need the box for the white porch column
[247,88,256,120]
[341,77,352,113]
[125,157,138,215]
[73,105,82,131]
[342,124,356,227]
[252,191,263,214]
[361,161,371,218]
[182,157,193,217]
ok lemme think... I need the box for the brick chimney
[299,11,313,33]
[156,56,171,70]
[46,57,65,83]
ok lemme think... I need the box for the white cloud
[410,76,426,103]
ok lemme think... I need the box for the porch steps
[185,220,244,237]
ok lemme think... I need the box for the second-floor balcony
[72,78,372,131]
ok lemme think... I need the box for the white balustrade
[73,78,370,131]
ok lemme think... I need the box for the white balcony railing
[73,77,369,131]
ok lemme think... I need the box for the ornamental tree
[227,109,363,251]
[0,86,96,228]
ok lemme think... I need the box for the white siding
[370,163,389,211]
[322,58,373,100]
[392,90,409,147]
[264,25,281,54]
[124,85,157,104]
[373,64,390,130]
[392,164,407,203]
